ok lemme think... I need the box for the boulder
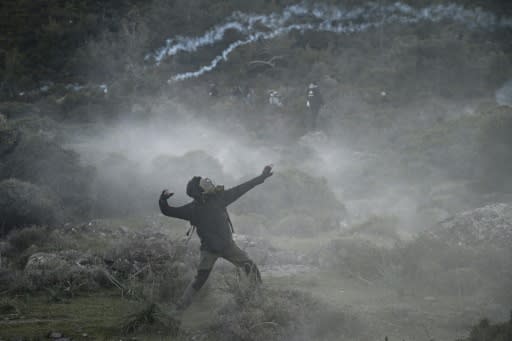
[24,250,102,288]
[430,203,512,249]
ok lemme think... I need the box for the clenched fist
[261,164,273,179]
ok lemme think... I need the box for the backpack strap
[225,208,234,234]
[186,224,196,240]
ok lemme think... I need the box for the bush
[0,133,95,219]
[0,179,63,234]
[23,251,105,294]
[321,237,391,281]
[0,269,37,295]
[461,314,512,341]
[121,302,179,335]
[209,279,362,341]
[3,225,52,258]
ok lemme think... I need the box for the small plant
[121,302,180,336]
[0,297,21,316]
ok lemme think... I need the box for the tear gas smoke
[496,80,512,107]
[146,2,512,82]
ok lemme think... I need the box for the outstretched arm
[158,190,193,221]
[223,165,273,206]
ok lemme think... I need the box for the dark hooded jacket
[159,175,266,252]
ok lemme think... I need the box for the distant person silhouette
[306,82,324,131]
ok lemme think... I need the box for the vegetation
[1,0,512,340]
[460,314,512,341]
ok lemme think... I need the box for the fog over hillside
[1,1,512,340]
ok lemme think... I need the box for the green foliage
[0,179,63,233]
[2,0,511,107]
[121,302,179,335]
[210,280,361,341]
[0,0,148,97]
[4,226,53,258]
[461,314,512,341]
[0,129,96,220]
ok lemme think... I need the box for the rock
[47,332,63,339]
[430,203,512,249]
[25,251,102,288]
[25,253,69,278]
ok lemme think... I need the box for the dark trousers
[177,242,261,310]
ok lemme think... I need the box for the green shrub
[460,314,512,341]
[0,133,95,220]
[3,226,52,257]
[0,179,63,234]
[210,279,361,341]
[121,302,180,335]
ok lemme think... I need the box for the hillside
[1,1,512,340]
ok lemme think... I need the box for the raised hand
[160,189,174,200]
[261,164,273,179]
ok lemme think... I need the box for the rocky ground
[0,202,511,340]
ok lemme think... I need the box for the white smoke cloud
[496,80,512,107]
[146,2,511,82]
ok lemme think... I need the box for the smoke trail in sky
[149,2,512,82]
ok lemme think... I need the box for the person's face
[199,177,216,193]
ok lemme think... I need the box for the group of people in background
[207,81,325,131]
